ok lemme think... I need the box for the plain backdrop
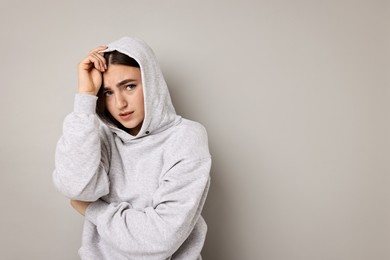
[0,0,389,259]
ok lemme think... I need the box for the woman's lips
[119,111,134,120]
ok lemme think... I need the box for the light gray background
[0,0,389,259]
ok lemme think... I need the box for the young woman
[53,36,211,260]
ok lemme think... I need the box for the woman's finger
[90,56,101,72]
[91,51,106,65]
[88,53,104,71]
[95,47,108,69]
[84,53,103,72]
[90,52,106,72]
[96,51,108,69]
[82,46,108,71]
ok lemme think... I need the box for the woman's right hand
[78,45,108,95]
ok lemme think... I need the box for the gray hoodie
[53,36,211,260]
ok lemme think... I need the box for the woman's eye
[104,91,112,97]
[126,84,136,90]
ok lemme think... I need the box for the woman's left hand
[70,200,92,216]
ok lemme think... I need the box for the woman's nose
[115,93,127,109]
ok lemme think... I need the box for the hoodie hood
[97,36,180,142]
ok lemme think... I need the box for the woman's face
[102,64,145,136]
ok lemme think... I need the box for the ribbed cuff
[74,93,98,114]
[85,199,108,225]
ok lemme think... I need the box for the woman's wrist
[78,89,98,96]
[77,84,99,96]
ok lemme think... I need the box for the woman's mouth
[119,111,134,120]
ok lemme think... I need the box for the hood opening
[96,50,142,136]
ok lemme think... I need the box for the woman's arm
[52,94,111,201]
[84,156,211,259]
[70,200,91,215]
[52,46,110,201]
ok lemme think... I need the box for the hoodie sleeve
[85,154,211,259]
[52,93,110,201]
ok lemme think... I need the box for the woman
[53,36,211,260]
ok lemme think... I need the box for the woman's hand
[78,45,108,95]
[70,200,92,216]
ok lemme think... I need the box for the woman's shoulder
[166,118,211,160]
[172,118,209,140]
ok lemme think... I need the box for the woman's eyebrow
[104,78,137,90]
[117,78,137,86]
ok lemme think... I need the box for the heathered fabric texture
[52,36,211,260]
